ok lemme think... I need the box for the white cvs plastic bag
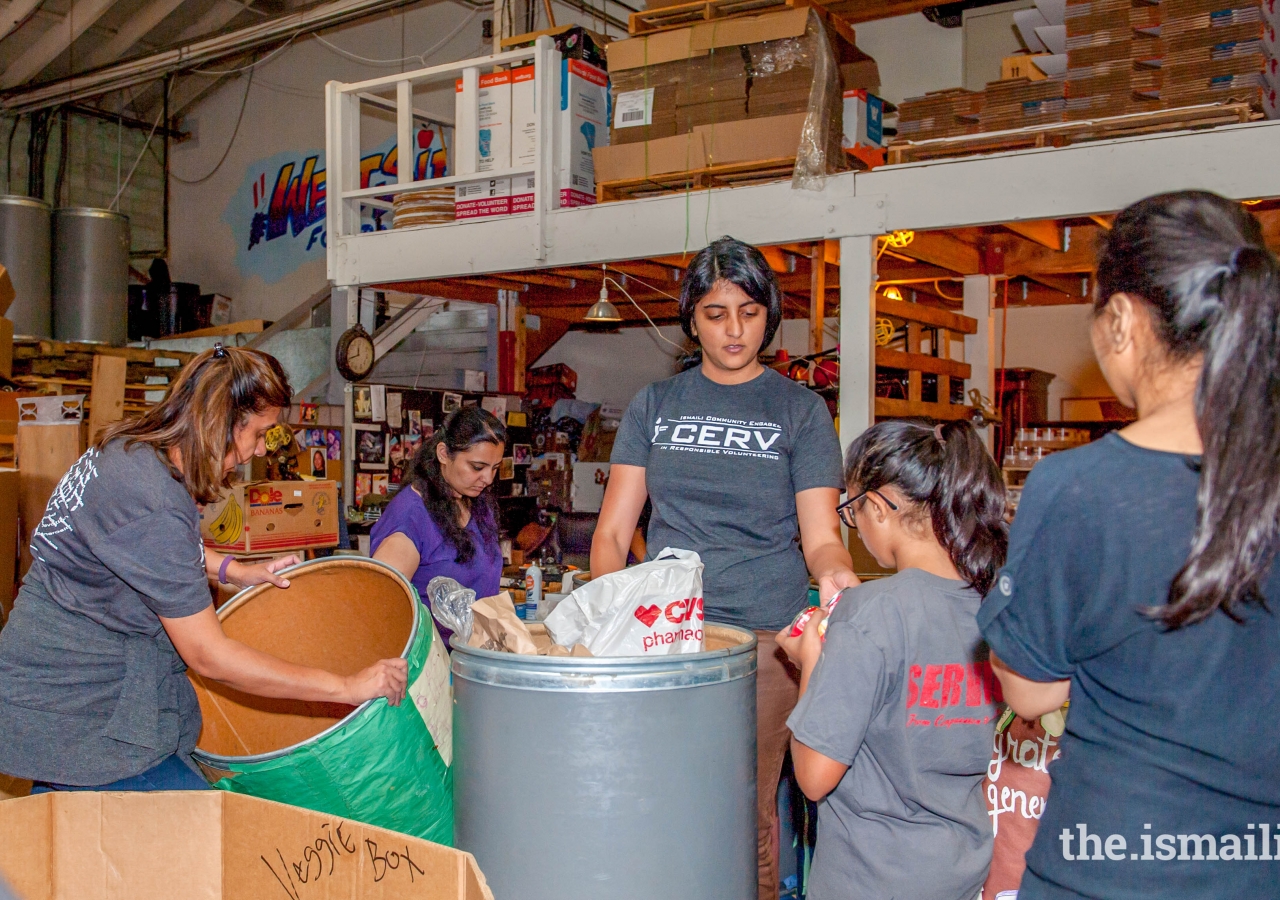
[544,548,705,657]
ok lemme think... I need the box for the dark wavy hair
[678,237,784,364]
[1097,191,1280,628]
[843,419,1007,596]
[409,406,506,564]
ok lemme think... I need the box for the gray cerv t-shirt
[789,569,999,900]
[610,366,842,630]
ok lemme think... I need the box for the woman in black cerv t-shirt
[591,237,857,900]
[0,346,407,792]
[981,192,1280,899]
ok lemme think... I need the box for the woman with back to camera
[0,345,406,793]
[591,236,857,900]
[980,191,1280,898]
[372,407,507,647]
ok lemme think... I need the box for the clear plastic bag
[426,576,476,645]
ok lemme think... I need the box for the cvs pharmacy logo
[632,597,704,628]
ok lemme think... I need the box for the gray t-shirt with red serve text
[611,366,843,630]
[788,569,998,900]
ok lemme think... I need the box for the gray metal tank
[52,207,129,345]
[452,623,758,900]
[0,195,52,337]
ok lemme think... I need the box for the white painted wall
[995,304,1114,420]
[853,13,964,106]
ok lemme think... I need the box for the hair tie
[934,423,946,445]
[213,341,227,359]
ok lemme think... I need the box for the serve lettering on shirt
[651,415,783,460]
[905,660,1002,728]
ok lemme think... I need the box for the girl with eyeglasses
[777,418,1008,900]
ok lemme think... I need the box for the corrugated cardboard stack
[1154,0,1276,113]
[1063,0,1152,120]
[595,8,843,185]
[979,77,1067,130]
[896,89,984,140]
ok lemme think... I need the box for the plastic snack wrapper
[426,576,476,645]
[544,548,706,657]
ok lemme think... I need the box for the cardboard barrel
[190,557,453,844]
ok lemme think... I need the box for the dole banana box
[201,480,339,553]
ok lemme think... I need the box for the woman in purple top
[372,407,507,646]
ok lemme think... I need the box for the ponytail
[843,419,1008,594]
[1098,191,1280,627]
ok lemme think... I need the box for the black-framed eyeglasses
[837,489,898,529]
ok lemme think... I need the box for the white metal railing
[324,36,558,264]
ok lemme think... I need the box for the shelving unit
[324,39,1280,500]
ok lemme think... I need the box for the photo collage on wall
[352,386,494,507]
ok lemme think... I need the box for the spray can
[524,564,543,621]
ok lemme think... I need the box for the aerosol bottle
[524,564,543,621]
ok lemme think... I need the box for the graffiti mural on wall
[225,126,449,283]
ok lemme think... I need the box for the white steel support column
[837,234,877,455]
[341,285,359,514]
[963,275,997,451]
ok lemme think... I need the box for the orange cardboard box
[201,479,339,553]
[0,791,492,900]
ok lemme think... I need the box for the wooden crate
[628,0,811,35]
[597,156,796,203]
[886,101,1256,165]
[10,339,197,418]
[874,297,977,422]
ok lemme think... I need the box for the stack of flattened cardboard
[979,76,1067,131]
[595,7,843,185]
[896,88,984,140]
[1154,0,1275,113]
[1063,0,1152,120]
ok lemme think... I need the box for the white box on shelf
[511,173,536,214]
[571,461,611,513]
[842,89,884,149]
[556,58,610,208]
[512,64,538,168]
[456,69,512,173]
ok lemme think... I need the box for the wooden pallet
[597,156,796,203]
[886,102,1256,165]
[628,0,810,35]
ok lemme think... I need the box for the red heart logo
[634,604,661,627]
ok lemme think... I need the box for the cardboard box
[511,64,537,168]
[594,112,808,182]
[0,316,11,380]
[571,460,610,513]
[455,177,512,219]
[0,266,13,319]
[0,791,493,900]
[511,173,536,214]
[556,58,610,208]
[1003,53,1051,80]
[842,89,884,149]
[0,466,16,623]
[200,479,339,553]
[455,70,512,173]
[839,59,881,93]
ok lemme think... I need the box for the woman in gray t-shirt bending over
[591,236,857,900]
[0,345,406,792]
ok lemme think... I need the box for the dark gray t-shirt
[611,366,843,630]
[0,440,212,784]
[27,440,213,630]
[788,569,997,900]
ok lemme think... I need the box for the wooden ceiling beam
[1004,219,1066,251]
[1025,272,1093,301]
[895,231,983,275]
[1003,279,1088,308]
[819,0,935,24]
[372,280,498,304]
[1001,224,1102,276]
[492,271,579,290]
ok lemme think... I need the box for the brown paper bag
[467,591,540,654]
[545,643,593,657]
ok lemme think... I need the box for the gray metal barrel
[52,207,129,345]
[0,195,52,337]
[452,623,757,900]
